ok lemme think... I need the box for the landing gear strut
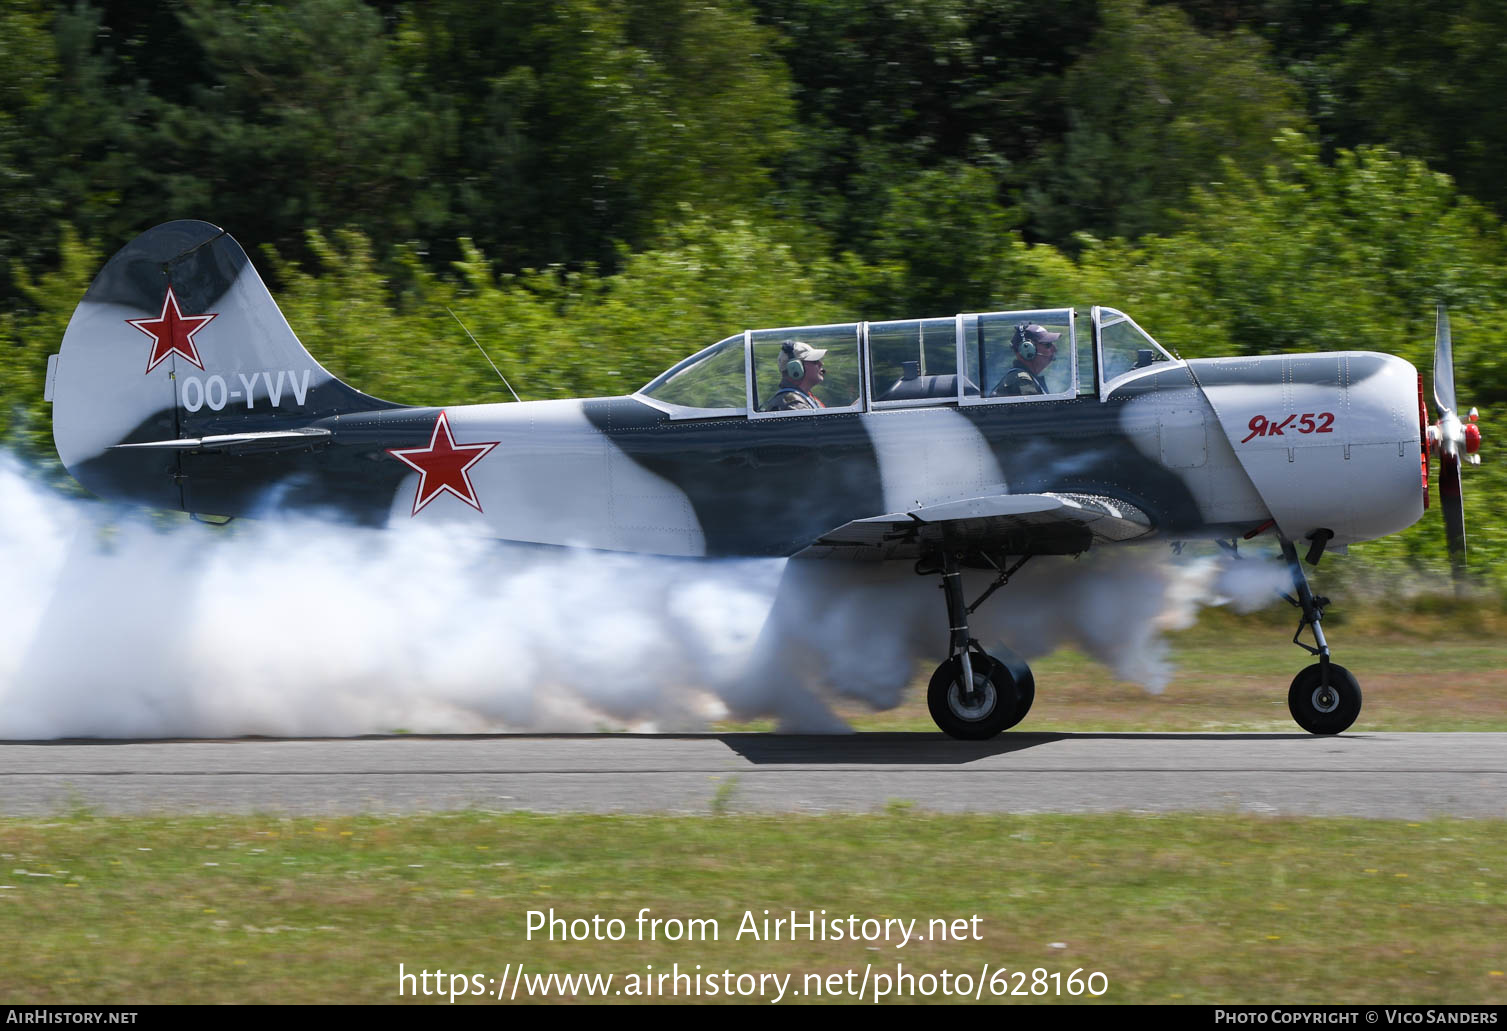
[923,549,1035,739]
[1280,536,1362,734]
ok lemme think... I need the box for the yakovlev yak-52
[46,221,1483,738]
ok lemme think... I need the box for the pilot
[994,323,1061,396]
[761,340,828,411]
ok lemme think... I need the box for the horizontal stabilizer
[109,427,331,454]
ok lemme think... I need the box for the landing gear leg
[924,549,1035,739]
[1280,537,1361,734]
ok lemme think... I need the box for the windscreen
[639,334,746,410]
[1098,308,1173,387]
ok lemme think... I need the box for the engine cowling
[1191,351,1425,546]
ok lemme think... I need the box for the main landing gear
[1280,534,1362,735]
[921,549,1035,739]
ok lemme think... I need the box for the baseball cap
[784,340,828,363]
[1015,324,1062,348]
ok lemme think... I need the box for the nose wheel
[1288,662,1362,735]
[1279,535,1363,734]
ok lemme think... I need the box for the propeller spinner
[1427,305,1483,584]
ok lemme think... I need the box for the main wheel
[1287,662,1362,735]
[927,651,1035,740]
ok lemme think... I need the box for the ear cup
[781,342,805,381]
[1012,323,1035,362]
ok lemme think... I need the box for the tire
[927,651,1033,740]
[1287,662,1362,735]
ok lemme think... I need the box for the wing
[796,492,1154,560]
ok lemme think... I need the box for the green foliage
[0,4,152,287]
[386,0,797,270]
[750,0,1096,236]
[0,227,101,473]
[262,231,456,405]
[170,0,446,258]
[267,214,846,407]
[0,0,53,204]
[1330,0,1507,220]
[577,214,846,389]
[1165,0,1507,223]
[1021,0,1309,244]
[1112,134,1505,381]
[861,162,1023,316]
[1,1,795,291]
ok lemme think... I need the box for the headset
[781,341,805,380]
[1012,323,1036,361]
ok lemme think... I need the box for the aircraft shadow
[712,731,1320,765]
[715,732,1064,764]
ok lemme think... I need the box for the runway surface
[2,732,1504,818]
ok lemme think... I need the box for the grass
[0,810,1503,1004]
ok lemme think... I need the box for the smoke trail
[0,454,1286,738]
[0,456,786,737]
[740,546,1288,707]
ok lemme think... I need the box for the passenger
[761,340,828,411]
[994,323,1061,396]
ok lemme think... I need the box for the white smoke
[0,454,1287,738]
[746,546,1291,704]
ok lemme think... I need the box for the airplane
[45,220,1483,739]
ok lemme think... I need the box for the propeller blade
[1439,450,1467,585]
[1434,304,1457,417]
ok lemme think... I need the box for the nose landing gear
[923,548,1035,739]
[1281,535,1362,735]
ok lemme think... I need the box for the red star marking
[387,410,501,516]
[126,285,217,374]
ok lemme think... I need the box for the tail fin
[49,220,395,509]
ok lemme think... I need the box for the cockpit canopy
[637,306,1174,417]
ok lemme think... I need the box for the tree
[750,0,1097,250]
[1,4,152,291]
[862,163,1023,316]
[1162,0,1507,221]
[1328,0,1507,218]
[1,227,103,472]
[394,0,796,271]
[1019,0,1309,244]
[0,0,54,284]
[165,0,446,262]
